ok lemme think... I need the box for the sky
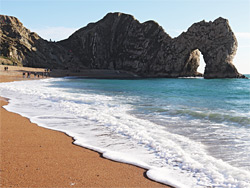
[1,0,250,73]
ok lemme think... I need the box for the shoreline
[0,69,170,187]
[0,65,204,79]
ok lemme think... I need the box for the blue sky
[1,0,250,73]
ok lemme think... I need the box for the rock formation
[0,15,80,69]
[172,18,243,78]
[0,13,246,78]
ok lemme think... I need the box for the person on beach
[23,72,26,78]
[27,72,30,78]
[34,72,37,78]
[47,69,50,77]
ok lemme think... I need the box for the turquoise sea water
[0,75,249,187]
[57,76,250,165]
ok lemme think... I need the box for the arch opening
[184,49,205,77]
[197,50,206,75]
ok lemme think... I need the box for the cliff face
[59,13,174,76]
[0,15,80,69]
[0,13,245,78]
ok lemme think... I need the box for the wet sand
[0,68,170,187]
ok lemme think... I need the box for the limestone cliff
[0,13,246,78]
[0,15,80,69]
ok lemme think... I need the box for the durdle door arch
[178,17,244,78]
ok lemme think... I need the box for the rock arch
[175,17,243,78]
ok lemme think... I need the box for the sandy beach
[0,66,170,187]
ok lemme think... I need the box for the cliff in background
[0,13,246,78]
[0,15,81,69]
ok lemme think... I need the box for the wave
[173,109,250,127]
[141,106,250,127]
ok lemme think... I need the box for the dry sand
[0,67,170,187]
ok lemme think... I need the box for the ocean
[0,76,249,188]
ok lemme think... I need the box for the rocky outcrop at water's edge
[0,13,246,78]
